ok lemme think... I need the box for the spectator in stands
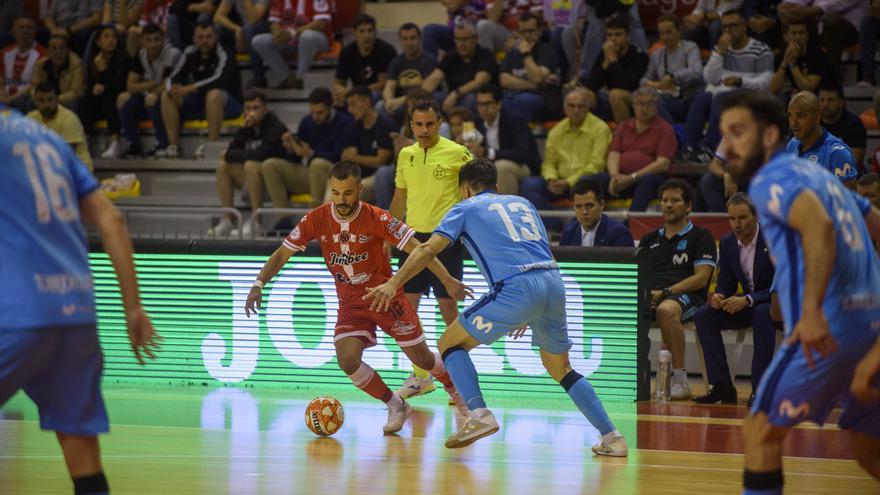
[340,85,396,209]
[744,0,784,52]
[499,12,562,123]
[693,193,775,406]
[464,84,539,195]
[422,0,510,56]
[32,34,85,111]
[101,0,144,56]
[159,21,243,159]
[167,0,216,50]
[778,0,867,83]
[641,179,717,400]
[0,16,44,111]
[28,82,94,170]
[282,87,354,208]
[332,14,396,107]
[214,0,269,86]
[381,23,437,124]
[768,19,827,98]
[79,26,130,158]
[683,10,773,163]
[0,2,21,49]
[641,14,703,125]
[521,87,611,227]
[581,14,649,124]
[45,0,102,55]
[209,91,289,236]
[786,90,858,186]
[560,178,633,247]
[544,0,584,80]
[857,173,880,208]
[423,20,497,114]
[596,87,676,212]
[446,105,474,143]
[114,23,180,158]
[578,0,648,86]
[819,80,867,170]
[858,0,880,87]
[251,0,332,90]
[128,0,174,54]
[683,0,744,50]
[497,0,543,31]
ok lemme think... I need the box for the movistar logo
[672,253,689,265]
[778,399,810,419]
[472,316,494,333]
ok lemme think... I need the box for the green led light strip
[92,253,639,401]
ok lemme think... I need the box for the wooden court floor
[1,385,877,494]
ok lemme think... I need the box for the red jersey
[268,0,334,43]
[282,202,415,303]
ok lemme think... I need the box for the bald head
[788,91,821,143]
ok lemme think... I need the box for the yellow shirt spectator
[542,113,612,185]
[28,106,94,171]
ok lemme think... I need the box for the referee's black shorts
[397,232,464,298]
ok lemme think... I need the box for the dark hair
[518,12,541,26]
[859,173,880,187]
[570,178,604,201]
[459,158,497,191]
[330,160,362,181]
[308,87,333,106]
[142,23,163,37]
[346,85,372,101]
[48,33,70,46]
[352,13,376,30]
[411,98,442,118]
[477,84,502,102]
[448,106,474,122]
[658,178,694,205]
[399,22,420,36]
[34,82,57,95]
[195,20,214,31]
[404,87,431,103]
[657,14,681,31]
[726,192,756,215]
[817,79,844,98]
[719,89,787,138]
[605,14,629,33]
[243,90,267,104]
[721,9,745,20]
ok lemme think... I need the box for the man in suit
[561,178,634,247]
[693,193,776,405]
[462,84,540,196]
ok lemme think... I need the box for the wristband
[253,279,264,289]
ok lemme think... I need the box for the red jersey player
[245,161,472,433]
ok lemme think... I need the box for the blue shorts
[459,269,572,354]
[181,91,243,121]
[0,324,108,435]
[752,321,880,437]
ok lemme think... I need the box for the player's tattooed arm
[245,246,296,317]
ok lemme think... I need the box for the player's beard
[728,135,765,184]
[335,202,354,218]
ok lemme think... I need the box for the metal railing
[116,206,244,239]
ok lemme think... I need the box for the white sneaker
[101,139,122,159]
[207,217,234,236]
[671,380,692,400]
[592,434,628,457]
[383,398,412,434]
[194,143,207,159]
[445,410,499,448]
[397,373,436,399]
[445,387,469,416]
[155,144,181,159]
[240,217,262,238]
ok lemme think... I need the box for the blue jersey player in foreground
[0,110,161,494]
[718,91,880,493]
[364,158,627,455]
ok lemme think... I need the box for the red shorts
[335,293,425,348]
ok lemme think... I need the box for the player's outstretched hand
[508,326,528,340]
[363,282,398,312]
[245,286,262,317]
[443,278,474,302]
[785,309,838,368]
[850,339,880,403]
[125,307,162,365]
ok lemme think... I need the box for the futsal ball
[305,396,345,436]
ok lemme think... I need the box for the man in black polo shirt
[422,20,497,114]
[381,22,437,125]
[332,14,397,106]
[340,85,397,209]
[819,80,868,172]
[640,178,717,400]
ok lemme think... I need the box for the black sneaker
[692,385,737,404]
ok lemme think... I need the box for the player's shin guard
[560,370,615,436]
[742,470,783,495]
[427,351,455,389]
[441,347,486,410]
[73,472,109,495]
[347,362,394,403]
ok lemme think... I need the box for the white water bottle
[656,349,672,402]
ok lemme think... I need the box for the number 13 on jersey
[489,202,542,242]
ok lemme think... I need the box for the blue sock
[560,371,615,436]
[441,347,486,410]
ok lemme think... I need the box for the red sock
[427,351,455,389]
[347,362,393,403]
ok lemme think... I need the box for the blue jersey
[434,191,555,285]
[749,150,880,337]
[785,129,857,182]
[0,110,99,330]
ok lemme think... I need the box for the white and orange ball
[305,396,345,436]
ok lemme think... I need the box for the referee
[390,98,472,398]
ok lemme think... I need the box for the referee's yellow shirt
[395,136,472,233]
